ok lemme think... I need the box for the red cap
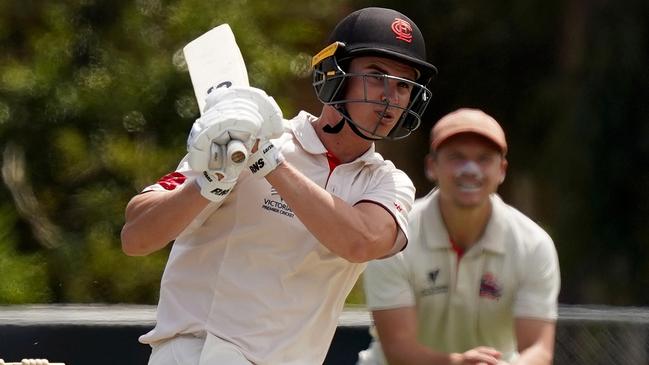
[430,108,507,155]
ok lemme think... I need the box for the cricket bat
[183,24,249,164]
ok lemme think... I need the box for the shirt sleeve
[363,252,416,310]
[513,235,561,320]
[142,155,199,193]
[356,166,415,255]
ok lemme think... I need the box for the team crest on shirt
[479,272,502,300]
[262,188,295,218]
[420,268,448,296]
[428,269,439,283]
[394,201,403,213]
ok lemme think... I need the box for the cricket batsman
[121,7,437,365]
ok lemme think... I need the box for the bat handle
[208,142,224,170]
[226,140,248,164]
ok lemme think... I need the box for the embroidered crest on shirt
[262,188,295,218]
[428,269,439,283]
[394,201,403,213]
[420,268,448,296]
[479,272,502,300]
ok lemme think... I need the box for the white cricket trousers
[148,333,253,365]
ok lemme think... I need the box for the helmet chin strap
[322,105,381,141]
[322,117,345,134]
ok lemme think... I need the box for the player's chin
[375,119,398,137]
[356,123,391,139]
[453,190,488,208]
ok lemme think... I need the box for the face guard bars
[312,42,433,140]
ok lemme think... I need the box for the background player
[357,108,560,365]
[120,7,437,365]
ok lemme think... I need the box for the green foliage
[1,0,648,306]
[0,205,51,303]
[0,0,344,304]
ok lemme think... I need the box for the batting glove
[203,85,284,142]
[187,85,284,181]
[247,140,285,178]
[195,169,237,203]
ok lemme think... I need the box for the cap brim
[433,127,508,155]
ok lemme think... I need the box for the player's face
[344,56,417,138]
[427,133,507,209]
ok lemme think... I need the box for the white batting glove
[204,85,284,142]
[187,85,284,181]
[187,90,261,173]
[247,140,285,177]
[195,169,237,203]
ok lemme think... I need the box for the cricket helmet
[312,7,437,140]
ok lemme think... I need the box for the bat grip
[226,140,248,164]
[208,142,224,170]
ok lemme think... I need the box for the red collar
[325,151,341,172]
[450,238,465,260]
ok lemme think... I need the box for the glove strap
[247,141,285,178]
[195,171,237,202]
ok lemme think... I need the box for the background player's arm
[372,307,502,365]
[511,318,556,365]
[121,182,208,256]
[511,234,559,365]
[266,162,404,263]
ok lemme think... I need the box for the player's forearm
[512,344,553,365]
[121,181,209,256]
[266,162,395,262]
[513,318,556,365]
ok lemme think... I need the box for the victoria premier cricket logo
[262,187,295,218]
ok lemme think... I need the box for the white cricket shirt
[360,189,560,364]
[139,111,415,365]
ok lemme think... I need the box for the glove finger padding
[247,140,285,178]
[188,102,262,175]
[188,101,261,161]
[199,141,248,181]
[208,85,285,141]
[187,86,285,178]
[256,96,284,141]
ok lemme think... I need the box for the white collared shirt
[140,111,415,365]
[360,189,560,364]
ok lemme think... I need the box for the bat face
[207,81,233,94]
[183,24,251,166]
[183,24,249,114]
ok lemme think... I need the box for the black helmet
[312,7,437,140]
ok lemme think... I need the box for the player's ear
[498,157,508,184]
[425,153,437,182]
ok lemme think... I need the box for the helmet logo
[391,18,413,43]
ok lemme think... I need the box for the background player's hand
[450,346,502,365]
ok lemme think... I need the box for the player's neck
[438,197,492,249]
[314,110,373,163]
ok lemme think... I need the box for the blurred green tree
[1,0,648,306]
[0,0,345,303]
